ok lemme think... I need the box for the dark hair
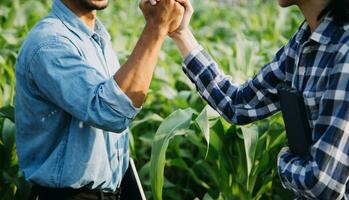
[318,0,349,24]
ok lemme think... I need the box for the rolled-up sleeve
[101,77,141,118]
[29,36,140,132]
[182,43,291,125]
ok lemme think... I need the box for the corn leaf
[150,108,193,200]
[195,106,210,158]
[195,105,221,158]
[0,105,14,123]
[241,124,259,191]
[2,118,15,151]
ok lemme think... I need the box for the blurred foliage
[0,0,303,199]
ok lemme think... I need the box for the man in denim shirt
[15,0,185,199]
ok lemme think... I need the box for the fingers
[140,0,160,9]
[149,0,157,5]
[146,0,160,5]
[175,1,185,15]
[174,0,193,13]
[145,0,185,6]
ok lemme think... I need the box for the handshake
[139,0,193,40]
[115,0,199,108]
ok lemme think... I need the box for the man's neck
[297,0,329,33]
[62,0,96,30]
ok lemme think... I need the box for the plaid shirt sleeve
[277,45,349,199]
[182,45,289,125]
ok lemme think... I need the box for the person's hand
[139,0,184,36]
[169,0,193,38]
[143,0,194,37]
[143,0,198,58]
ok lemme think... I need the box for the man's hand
[140,0,184,35]
[168,0,193,37]
[143,0,199,58]
[143,0,193,36]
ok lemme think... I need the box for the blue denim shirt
[15,0,140,192]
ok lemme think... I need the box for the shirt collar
[296,15,338,45]
[95,18,111,41]
[52,0,110,40]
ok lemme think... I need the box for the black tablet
[277,84,312,158]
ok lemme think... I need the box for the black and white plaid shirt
[183,16,349,199]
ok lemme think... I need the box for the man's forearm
[114,25,167,108]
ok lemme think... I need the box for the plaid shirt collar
[296,15,339,45]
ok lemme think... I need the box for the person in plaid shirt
[149,0,349,198]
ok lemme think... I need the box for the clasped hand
[139,0,193,38]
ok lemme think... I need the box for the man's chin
[82,0,109,11]
[278,0,297,8]
[95,2,109,10]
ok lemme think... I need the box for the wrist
[171,29,199,58]
[144,23,168,40]
[169,28,191,41]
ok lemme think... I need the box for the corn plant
[0,106,31,200]
[0,0,49,106]
[147,106,294,200]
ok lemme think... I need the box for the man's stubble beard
[278,0,298,7]
[75,0,109,11]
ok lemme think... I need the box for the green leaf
[241,124,259,190]
[2,118,15,151]
[195,105,221,158]
[0,105,15,122]
[0,55,5,65]
[192,160,218,189]
[1,31,18,45]
[167,158,188,170]
[131,113,163,128]
[210,120,224,152]
[270,131,287,149]
[253,176,273,200]
[150,108,193,200]
[203,193,214,200]
[195,106,210,158]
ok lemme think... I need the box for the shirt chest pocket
[302,67,329,126]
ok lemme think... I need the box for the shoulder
[17,13,81,67]
[278,22,305,57]
[334,23,349,59]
